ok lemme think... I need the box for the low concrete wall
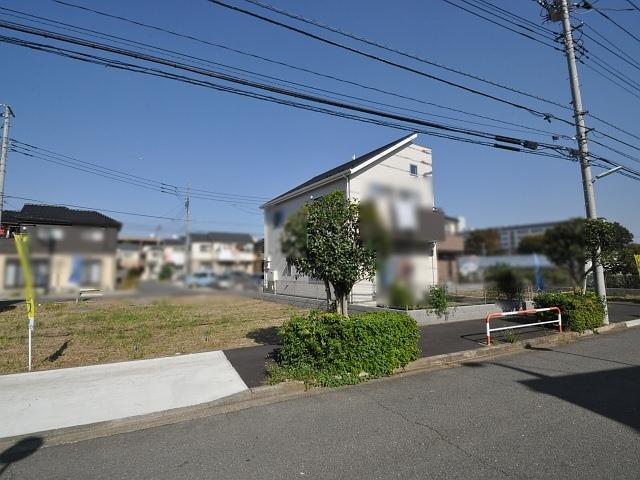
[407,304,500,325]
[251,291,506,324]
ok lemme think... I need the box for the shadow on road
[464,360,640,433]
[0,436,43,477]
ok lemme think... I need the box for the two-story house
[188,232,256,274]
[262,133,445,305]
[0,204,122,296]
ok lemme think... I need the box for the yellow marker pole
[14,234,36,371]
[635,255,640,280]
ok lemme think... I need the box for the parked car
[212,273,233,290]
[185,271,216,288]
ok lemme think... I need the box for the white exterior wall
[264,177,347,299]
[349,143,437,301]
[263,141,439,304]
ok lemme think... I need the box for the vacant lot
[0,294,305,374]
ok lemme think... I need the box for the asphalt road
[2,328,639,479]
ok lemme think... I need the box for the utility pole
[0,104,14,229]
[545,0,609,323]
[184,183,192,278]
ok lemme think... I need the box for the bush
[533,291,605,332]
[269,310,420,387]
[424,285,449,317]
[485,264,526,302]
[388,281,415,309]
[159,264,174,281]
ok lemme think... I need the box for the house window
[410,164,418,176]
[199,244,212,253]
[4,259,50,289]
[273,210,284,228]
[80,260,102,287]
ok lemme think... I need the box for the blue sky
[0,0,638,238]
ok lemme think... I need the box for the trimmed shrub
[533,291,605,332]
[270,310,420,387]
[388,281,416,309]
[424,285,449,318]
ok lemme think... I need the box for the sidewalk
[0,351,247,438]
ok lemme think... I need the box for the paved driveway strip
[0,351,247,438]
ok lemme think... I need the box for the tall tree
[464,228,501,255]
[543,218,633,288]
[517,234,547,254]
[281,191,376,316]
[542,218,585,287]
[584,218,634,278]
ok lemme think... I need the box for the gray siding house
[0,205,121,296]
[262,133,445,306]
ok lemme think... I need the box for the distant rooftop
[189,232,254,244]
[3,204,121,229]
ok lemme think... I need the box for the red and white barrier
[485,307,562,346]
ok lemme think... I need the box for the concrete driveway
[0,351,247,438]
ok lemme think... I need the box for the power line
[28,4,567,139]
[587,3,640,45]
[205,0,569,124]
[5,195,264,226]
[2,11,573,139]
[50,1,640,154]
[441,0,560,49]
[580,24,640,73]
[625,0,640,12]
[237,0,569,111]
[0,22,570,150]
[10,140,269,203]
[2,24,637,184]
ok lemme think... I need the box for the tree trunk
[323,279,332,311]
[335,292,348,317]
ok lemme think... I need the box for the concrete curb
[2,318,638,451]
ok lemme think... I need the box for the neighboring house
[116,236,164,280]
[188,232,256,274]
[262,133,445,305]
[253,238,264,273]
[162,237,186,272]
[437,214,466,284]
[0,204,122,296]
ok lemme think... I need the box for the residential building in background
[493,221,565,253]
[0,205,121,296]
[463,220,566,254]
[262,133,445,304]
[437,214,466,284]
[188,232,257,274]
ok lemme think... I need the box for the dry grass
[0,294,306,374]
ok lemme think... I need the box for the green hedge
[270,310,420,387]
[533,292,605,332]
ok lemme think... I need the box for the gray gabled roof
[189,232,254,244]
[263,133,417,207]
[3,204,122,229]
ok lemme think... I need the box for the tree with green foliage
[584,218,634,279]
[542,218,585,287]
[543,218,633,289]
[280,191,377,316]
[517,234,547,254]
[464,228,501,255]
